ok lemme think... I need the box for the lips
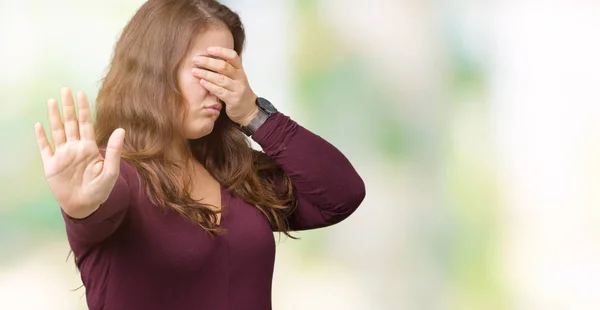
[202,102,222,116]
[205,103,222,111]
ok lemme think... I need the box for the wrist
[237,97,278,136]
[63,203,100,220]
[236,106,259,126]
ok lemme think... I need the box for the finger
[192,55,236,79]
[192,68,234,91]
[76,91,95,141]
[206,46,242,69]
[200,79,230,101]
[61,87,80,142]
[34,122,53,163]
[47,98,66,147]
[102,128,126,180]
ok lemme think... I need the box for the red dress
[62,112,366,310]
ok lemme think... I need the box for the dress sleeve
[61,159,137,250]
[252,112,366,231]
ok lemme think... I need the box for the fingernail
[192,68,201,75]
[192,56,202,63]
[207,47,217,53]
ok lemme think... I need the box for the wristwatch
[239,97,277,136]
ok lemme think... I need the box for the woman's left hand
[192,46,258,126]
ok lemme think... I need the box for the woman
[34,0,365,309]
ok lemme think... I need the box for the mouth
[203,103,222,115]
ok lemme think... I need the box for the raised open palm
[34,88,125,219]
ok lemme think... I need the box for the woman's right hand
[34,88,126,219]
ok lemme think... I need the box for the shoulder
[118,158,137,182]
[119,158,143,203]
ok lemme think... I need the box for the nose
[209,95,223,107]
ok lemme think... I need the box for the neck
[165,139,193,163]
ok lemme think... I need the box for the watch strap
[239,97,277,136]
[247,108,269,133]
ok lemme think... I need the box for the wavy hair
[94,0,297,236]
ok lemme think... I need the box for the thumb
[103,128,126,179]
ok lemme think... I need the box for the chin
[185,122,216,140]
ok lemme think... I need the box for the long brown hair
[94,0,297,236]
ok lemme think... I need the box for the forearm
[253,112,365,218]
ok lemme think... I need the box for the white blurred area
[1,0,600,309]
[492,2,600,310]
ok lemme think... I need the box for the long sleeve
[252,112,366,231]
[61,159,136,249]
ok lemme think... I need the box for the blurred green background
[1,1,600,309]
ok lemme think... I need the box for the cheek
[185,84,209,104]
[179,68,209,102]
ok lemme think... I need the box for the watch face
[257,97,277,114]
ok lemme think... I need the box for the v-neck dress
[61,112,366,310]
